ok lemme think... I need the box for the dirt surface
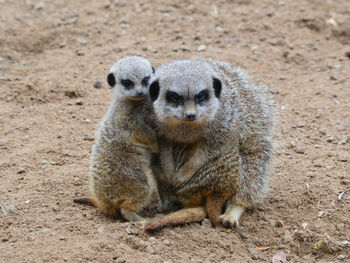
[1,0,350,262]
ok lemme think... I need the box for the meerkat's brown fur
[145,58,274,231]
[74,56,159,222]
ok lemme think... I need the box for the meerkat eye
[121,79,134,89]
[195,90,209,104]
[141,76,150,87]
[166,91,183,106]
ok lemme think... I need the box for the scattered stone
[295,147,305,154]
[148,237,157,243]
[338,255,346,260]
[282,230,293,243]
[306,172,316,178]
[41,228,51,234]
[247,247,267,261]
[59,40,67,48]
[272,252,287,263]
[17,168,26,174]
[52,206,60,212]
[316,109,323,118]
[0,201,17,216]
[197,45,207,52]
[93,81,102,89]
[340,240,350,247]
[76,50,84,56]
[269,219,284,228]
[338,137,348,145]
[163,239,171,245]
[201,218,212,228]
[97,225,105,234]
[34,2,44,10]
[1,237,9,242]
[77,37,87,45]
[83,136,94,141]
[341,179,350,185]
[40,160,47,165]
[125,223,139,235]
[345,51,350,59]
[75,99,83,105]
[0,57,4,64]
[337,155,348,162]
[59,236,66,240]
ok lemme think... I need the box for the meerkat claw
[219,205,245,228]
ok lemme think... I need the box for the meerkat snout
[183,101,197,121]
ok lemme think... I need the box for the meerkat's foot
[120,208,147,223]
[219,205,245,228]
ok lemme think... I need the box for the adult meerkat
[144,59,274,231]
[74,56,159,222]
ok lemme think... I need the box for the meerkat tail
[73,196,97,207]
[144,207,206,232]
[206,192,227,226]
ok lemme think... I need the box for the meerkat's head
[107,56,155,101]
[149,60,222,127]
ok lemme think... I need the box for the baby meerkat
[144,59,274,231]
[74,56,159,222]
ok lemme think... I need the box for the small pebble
[77,37,87,45]
[197,45,207,52]
[272,251,287,263]
[338,255,346,260]
[201,218,212,228]
[1,237,9,242]
[17,168,26,174]
[7,204,18,215]
[163,239,171,245]
[34,2,44,10]
[341,179,350,185]
[316,109,323,118]
[93,81,102,89]
[148,237,157,242]
[75,99,83,105]
[295,148,305,154]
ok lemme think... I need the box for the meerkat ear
[149,80,160,102]
[107,73,116,88]
[152,66,156,74]
[213,78,222,98]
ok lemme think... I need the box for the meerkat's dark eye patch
[121,79,134,89]
[107,73,116,87]
[195,90,209,104]
[213,77,222,98]
[166,91,184,106]
[142,76,150,87]
[149,80,160,102]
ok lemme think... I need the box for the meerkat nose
[136,91,143,96]
[185,113,196,121]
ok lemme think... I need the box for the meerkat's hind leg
[206,192,228,226]
[219,200,245,228]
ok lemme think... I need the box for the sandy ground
[0,0,350,262]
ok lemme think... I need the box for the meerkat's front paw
[219,205,245,228]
